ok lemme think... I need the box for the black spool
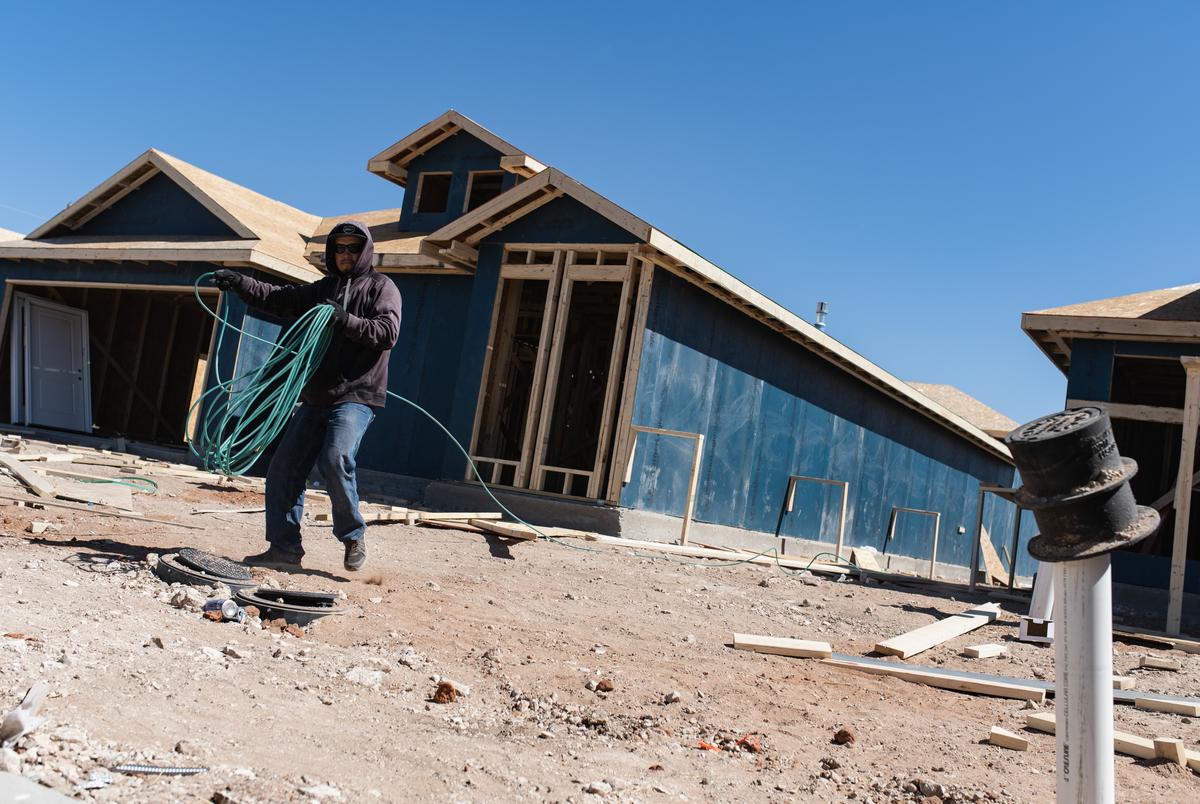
[1005,407,1159,562]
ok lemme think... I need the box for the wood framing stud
[1167,355,1200,634]
[783,474,850,559]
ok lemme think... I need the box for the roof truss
[28,149,256,241]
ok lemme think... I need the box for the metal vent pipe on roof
[814,301,828,330]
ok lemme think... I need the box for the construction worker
[212,221,401,572]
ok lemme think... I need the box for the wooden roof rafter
[367,110,544,188]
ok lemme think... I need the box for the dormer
[367,110,545,232]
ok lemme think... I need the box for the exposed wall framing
[0,280,216,444]
[466,244,642,501]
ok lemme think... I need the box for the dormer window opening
[415,172,452,214]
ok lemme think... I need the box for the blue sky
[2,2,1197,425]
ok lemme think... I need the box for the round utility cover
[155,553,257,592]
[176,548,252,581]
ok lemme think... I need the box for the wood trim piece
[5,279,218,295]
[1022,312,1200,340]
[732,633,832,659]
[1066,398,1183,425]
[499,154,547,177]
[874,602,1001,659]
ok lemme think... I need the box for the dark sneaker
[243,546,303,570]
[344,538,367,571]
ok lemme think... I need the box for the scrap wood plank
[1140,655,1183,671]
[988,726,1028,751]
[0,453,56,498]
[583,532,851,576]
[1115,628,1200,655]
[191,507,265,515]
[964,643,1006,659]
[874,602,1002,659]
[469,519,540,540]
[1136,697,1200,717]
[13,453,77,463]
[1154,738,1187,766]
[51,476,135,511]
[1113,675,1136,690]
[1024,711,1200,770]
[414,511,502,521]
[732,633,832,659]
[0,492,202,530]
[850,548,882,571]
[979,527,1009,584]
[822,654,1046,702]
[419,519,489,534]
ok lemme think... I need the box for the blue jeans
[264,402,375,557]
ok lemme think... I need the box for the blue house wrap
[0,111,1030,579]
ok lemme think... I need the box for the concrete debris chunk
[170,588,205,612]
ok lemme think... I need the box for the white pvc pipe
[1055,555,1114,804]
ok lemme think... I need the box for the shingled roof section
[906,382,1018,439]
[151,150,322,274]
[1028,283,1200,322]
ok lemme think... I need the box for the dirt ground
[1,443,1199,803]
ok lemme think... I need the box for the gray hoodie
[230,220,402,408]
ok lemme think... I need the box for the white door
[10,293,92,432]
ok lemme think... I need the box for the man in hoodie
[212,221,401,572]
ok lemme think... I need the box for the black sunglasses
[333,242,364,254]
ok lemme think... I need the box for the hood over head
[323,220,375,277]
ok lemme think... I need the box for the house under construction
[0,111,1031,580]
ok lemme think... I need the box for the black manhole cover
[155,553,258,592]
[234,587,344,626]
[176,548,252,581]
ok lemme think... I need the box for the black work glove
[213,269,244,292]
[327,300,350,328]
